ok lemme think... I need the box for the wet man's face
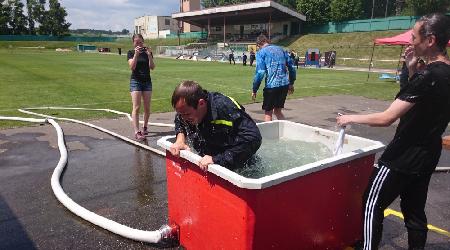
[175,98,207,125]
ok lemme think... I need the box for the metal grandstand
[172,0,306,44]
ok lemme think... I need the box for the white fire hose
[19,107,173,156]
[333,126,346,156]
[0,107,448,243]
[0,113,178,243]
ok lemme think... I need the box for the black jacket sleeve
[174,114,186,135]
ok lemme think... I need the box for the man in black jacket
[170,80,262,171]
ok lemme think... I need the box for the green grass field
[280,30,407,69]
[0,48,400,128]
[0,37,197,51]
[1,31,410,70]
[2,31,448,70]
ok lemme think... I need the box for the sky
[59,0,180,31]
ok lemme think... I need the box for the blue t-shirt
[252,45,296,93]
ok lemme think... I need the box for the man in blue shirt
[251,34,296,121]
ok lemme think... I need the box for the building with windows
[173,0,306,43]
[180,0,201,32]
[134,16,179,39]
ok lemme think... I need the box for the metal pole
[367,42,376,81]
[268,12,272,40]
[385,0,389,18]
[223,15,226,45]
[178,0,182,46]
[395,45,404,78]
[371,0,375,19]
[208,18,211,43]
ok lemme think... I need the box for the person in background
[328,51,336,68]
[289,50,296,62]
[249,48,256,66]
[127,34,155,141]
[294,53,300,69]
[337,13,450,250]
[170,81,262,171]
[251,34,296,121]
[229,49,235,65]
[242,52,248,66]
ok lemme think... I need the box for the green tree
[276,0,297,9]
[38,0,70,36]
[201,0,215,8]
[406,0,449,16]
[201,0,257,8]
[8,0,27,34]
[230,0,248,4]
[0,0,12,34]
[297,0,331,24]
[362,0,396,18]
[26,0,37,34]
[34,0,47,34]
[330,0,363,22]
[394,0,406,15]
[48,0,70,35]
[37,12,51,34]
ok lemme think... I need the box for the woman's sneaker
[135,131,146,141]
[143,126,149,136]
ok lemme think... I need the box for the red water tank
[165,152,374,249]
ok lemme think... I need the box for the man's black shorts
[262,85,289,111]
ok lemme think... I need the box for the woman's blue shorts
[130,78,152,92]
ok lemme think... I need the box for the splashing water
[235,138,333,179]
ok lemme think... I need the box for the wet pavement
[0,95,449,249]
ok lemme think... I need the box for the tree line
[0,0,70,36]
[71,29,130,36]
[201,0,449,24]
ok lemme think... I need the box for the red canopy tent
[374,30,412,45]
[375,29,450,46]
[367,30,450,80]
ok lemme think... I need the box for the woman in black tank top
[127,34,155,141]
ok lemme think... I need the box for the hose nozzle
[334,113,346,156]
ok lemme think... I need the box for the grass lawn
[0,37,197,51]
[0,49,400,128]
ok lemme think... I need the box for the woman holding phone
[127,34,155,141]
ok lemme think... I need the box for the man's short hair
[256,34,270,47]
[171,80,208,109]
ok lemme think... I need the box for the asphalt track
[0,95,449,249]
